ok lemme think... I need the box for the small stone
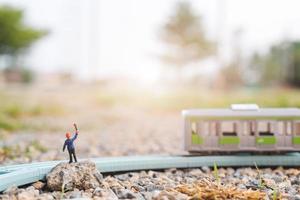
[201,166,210,173]
[113,188,141,199]
[36,193,54,200]
[3,186,18,195]
[93,187,118,200]
[114,174,129,181]
[0,194,11,200]
[68,190,82,198]
[17,189,38,200]
[295,194,300,200]
[32,181,45,190]
[189,169,204,177]
[144,184,164,192]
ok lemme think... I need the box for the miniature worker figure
[63,123,79,163]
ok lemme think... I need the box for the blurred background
[1,0,300,163]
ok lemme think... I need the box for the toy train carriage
[183,104,300,153]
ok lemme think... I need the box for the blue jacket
[63,133,78,151]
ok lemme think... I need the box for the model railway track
[1,153,300,192]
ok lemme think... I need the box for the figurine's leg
[73,150,78,162]
[68,149,73,163]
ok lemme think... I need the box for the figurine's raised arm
[73,123,79,134]
[71,123,78,141]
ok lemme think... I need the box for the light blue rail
[1,154,300,192]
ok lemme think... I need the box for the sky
[1,0,300,82]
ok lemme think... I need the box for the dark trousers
[68,148,77,163]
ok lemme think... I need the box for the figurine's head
[66,132,71,139]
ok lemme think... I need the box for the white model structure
[183,104,300,153]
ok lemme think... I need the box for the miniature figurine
[63,123,79,163]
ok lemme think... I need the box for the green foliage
[160,2,215,67]
[0,114,22,131]
[4,103,23,118]
[21,68,35,83]
[254,163,280,199]
[249,41,300,87]
[0,140,47,162]
[61,183,65,198]
[0,5,47,56]
[272,188,278,200]
[27,140,48,153]
[213,162,220,185]
[286,42,300,87]
[0,145,21,160]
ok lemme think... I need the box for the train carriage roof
[182,108,300,120]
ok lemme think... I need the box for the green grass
[0,140,47,161]
[93,87,300,111]
[213,162,220,185]
[0,90,65,132]
[272,188,278,200]
[0,114,22,131]
[0,145,22,160]
[254,162,281,199]
[1,85,300,134]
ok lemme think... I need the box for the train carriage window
[191,122,197,135]
[277,121,285,135]
[242,121,255,136]
[241,121,248,135]
[277,121,292,135]
[202,121,210,136]
[257,121,274,136]
[294,122,300,136]
[286,121,292,135]
[249,121,256,136]
[221,121,238,136]
[210,121,218,136]
[199,121,218,136]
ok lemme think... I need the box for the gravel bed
[2,165,300,200]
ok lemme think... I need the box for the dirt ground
[0,83,186,163]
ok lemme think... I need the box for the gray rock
[68,190,82,198]
[0,194,12,200]
[201,166,210,173]
[144,184,164,192]
[36,193,54,200]
[46,161,102,191]
[32,181,45,190]
[113,188,144,199]
[16,187,39,200]
[3,186,18,196]
[295,194,300,200]
[114,174,129,181]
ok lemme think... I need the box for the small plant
[61,182,65,199]
[272,188,278,200]
[254,162,265,188]
[213,162,220,185]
